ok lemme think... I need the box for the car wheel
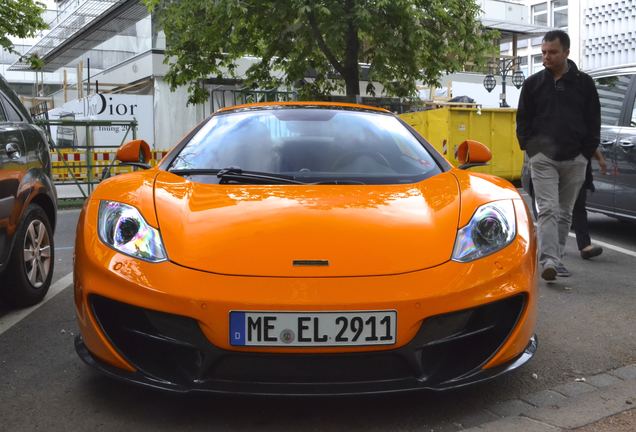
[1,204,54,307]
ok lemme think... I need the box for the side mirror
[101,139,152,180]
[116,139,152,167]
[455,140,492,169]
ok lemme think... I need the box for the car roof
[216,101,391,114]
[586,63,636,78]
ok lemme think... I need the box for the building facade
[500,0,636,74]
[583,0,636,70]
[500,0,579,76]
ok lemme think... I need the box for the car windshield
[168,108,442,184]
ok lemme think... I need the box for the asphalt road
[1,206,635,431]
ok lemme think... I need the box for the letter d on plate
[230,312,246,345]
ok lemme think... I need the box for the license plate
[229,311,397,347]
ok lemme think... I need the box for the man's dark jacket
[516,59,600,160]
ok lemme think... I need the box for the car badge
[280,329,295,344]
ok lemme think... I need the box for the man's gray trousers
[529,152,588,270]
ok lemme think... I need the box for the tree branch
[307,8,345,77]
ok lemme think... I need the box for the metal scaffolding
[9,0,148,72]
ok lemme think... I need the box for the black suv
[0,73,57,307]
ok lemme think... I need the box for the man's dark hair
[543,30,570,50]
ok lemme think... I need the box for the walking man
[516,30,600,281]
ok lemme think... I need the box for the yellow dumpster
[400,106,524,181]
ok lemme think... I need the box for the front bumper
[75,295,536,395]
[75,293,537,395]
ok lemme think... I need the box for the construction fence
[50,148,168,183]
[36,118,166,199]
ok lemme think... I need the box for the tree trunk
[343,0,360,100]
[343,67,360,99]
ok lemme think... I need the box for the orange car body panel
[93,168,160,227]
[153,170,461,276]
[454,170,522,227]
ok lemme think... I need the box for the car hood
[153,171,461,276]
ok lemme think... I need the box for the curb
[461,364,636,431]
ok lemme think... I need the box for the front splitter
[75,335,537,396]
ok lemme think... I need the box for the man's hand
[594,149,608,175]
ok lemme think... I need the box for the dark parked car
[0,73,57,307]
[589,65,636,221]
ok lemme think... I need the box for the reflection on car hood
[153,171,460,276]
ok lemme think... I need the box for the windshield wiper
[168,168,368,185]
[312,179,367,185]
[169,168,219,175]
[169,167,306,185]
[218,169,307,184]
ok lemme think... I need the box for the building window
[532,3,548,26]
[532,54,543,73]
[552,0,568,29]
[519,56,529,78]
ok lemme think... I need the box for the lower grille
[89,296,208,384]
[212,352,411,383]
[89,293,526,389]
[416,294,525,385]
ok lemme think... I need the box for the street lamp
[512,69,525,88]
[482,57,525,108]
[483,74,496,93]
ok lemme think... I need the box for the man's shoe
[581,245,603,260]
[555,263,571,277]
[541,265,557,281]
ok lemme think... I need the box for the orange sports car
[74,102,537,395]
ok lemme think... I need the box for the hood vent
[293,260,330,267]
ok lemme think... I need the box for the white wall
[153,78,206,151]
[90,51,155,86]
[442,72,522,108]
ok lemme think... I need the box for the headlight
[98,201,167,262]
[452,200,516,262]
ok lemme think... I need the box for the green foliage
[144,0,498,104]
[0,0,48,69]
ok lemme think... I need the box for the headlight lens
[452,200,516,262]
[98,201,167,262]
